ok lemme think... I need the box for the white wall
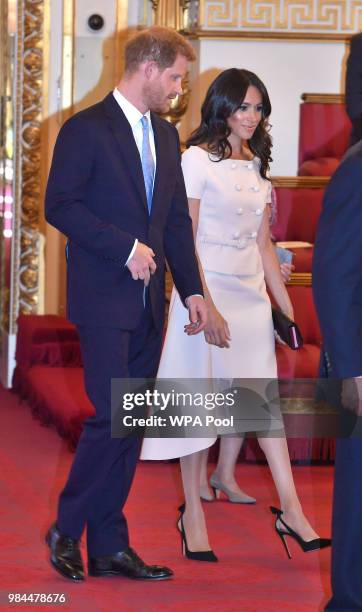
[47,0,63,118]
[73,0,117,107]
[180,39,349,176]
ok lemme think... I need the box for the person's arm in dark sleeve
[313,156,362,378]
[45,115,135,264]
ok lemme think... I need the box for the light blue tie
[141,115,155,213]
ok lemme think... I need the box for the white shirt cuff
[125,239,138,266]
[185,294,204,307]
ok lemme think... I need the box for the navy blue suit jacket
[313,149,362,378]
[45,92,203,330]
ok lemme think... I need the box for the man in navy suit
[45,27,207,582]
[313,142,362,609]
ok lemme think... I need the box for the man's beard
[143,82,172,113]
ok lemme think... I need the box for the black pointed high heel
[270,506,331,559]
[177,504,218,562]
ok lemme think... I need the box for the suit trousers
[56,296,163,556]
[326,436,362,610]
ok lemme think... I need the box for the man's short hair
[125,26,196,74]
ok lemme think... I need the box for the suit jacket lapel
[103,93,148,213]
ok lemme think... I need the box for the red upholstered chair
[25,366,94,449]
[15,314,81,369]
[298,95,351,176]
[13,315,93,450]
[272,181,326,273]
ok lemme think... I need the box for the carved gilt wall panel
[201,0,362,37]
[11,0,45,332]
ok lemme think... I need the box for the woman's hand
[274,303,294,346]
[282,303,294,322]
[280,262,295,283]
[204,304,231,348]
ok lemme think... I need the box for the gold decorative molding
[301,93,345,104]
[190,28,352,42]
[287,272,312,287]
[160,73,191,126]
[280,398,335,414]
[1,287,10,331]
[152,0,191,30]
[12,0,45,331]
[165,269,173,303]
[198,0,362,41]
[272,176,330,188]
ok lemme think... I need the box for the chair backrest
[298,101,351,166]
[272,186,324,243]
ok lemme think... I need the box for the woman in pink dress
[142,68,330,562]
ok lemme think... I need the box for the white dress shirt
[113,87,157,262]
[112,89,202,308]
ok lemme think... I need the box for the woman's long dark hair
[186,68,272,179]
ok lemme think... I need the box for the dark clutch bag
[272,308,303,350]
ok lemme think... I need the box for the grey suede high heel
[210,473,256,504]
[199,484,215,502]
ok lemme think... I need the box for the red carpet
[0,385,333,611]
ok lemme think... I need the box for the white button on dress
[255,208,262,215]
[233,231,241,239]
[236,207,243,215]
[235,184,242,191]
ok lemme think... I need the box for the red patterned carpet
[0,384,333,611]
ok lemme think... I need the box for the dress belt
[198,234,256,250]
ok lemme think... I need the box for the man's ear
[144,60,159,80]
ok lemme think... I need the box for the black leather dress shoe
[88,547,173,580]
[45,523,84,582]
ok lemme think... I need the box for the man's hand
[126,242,156,286]
[184,295,207,335]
